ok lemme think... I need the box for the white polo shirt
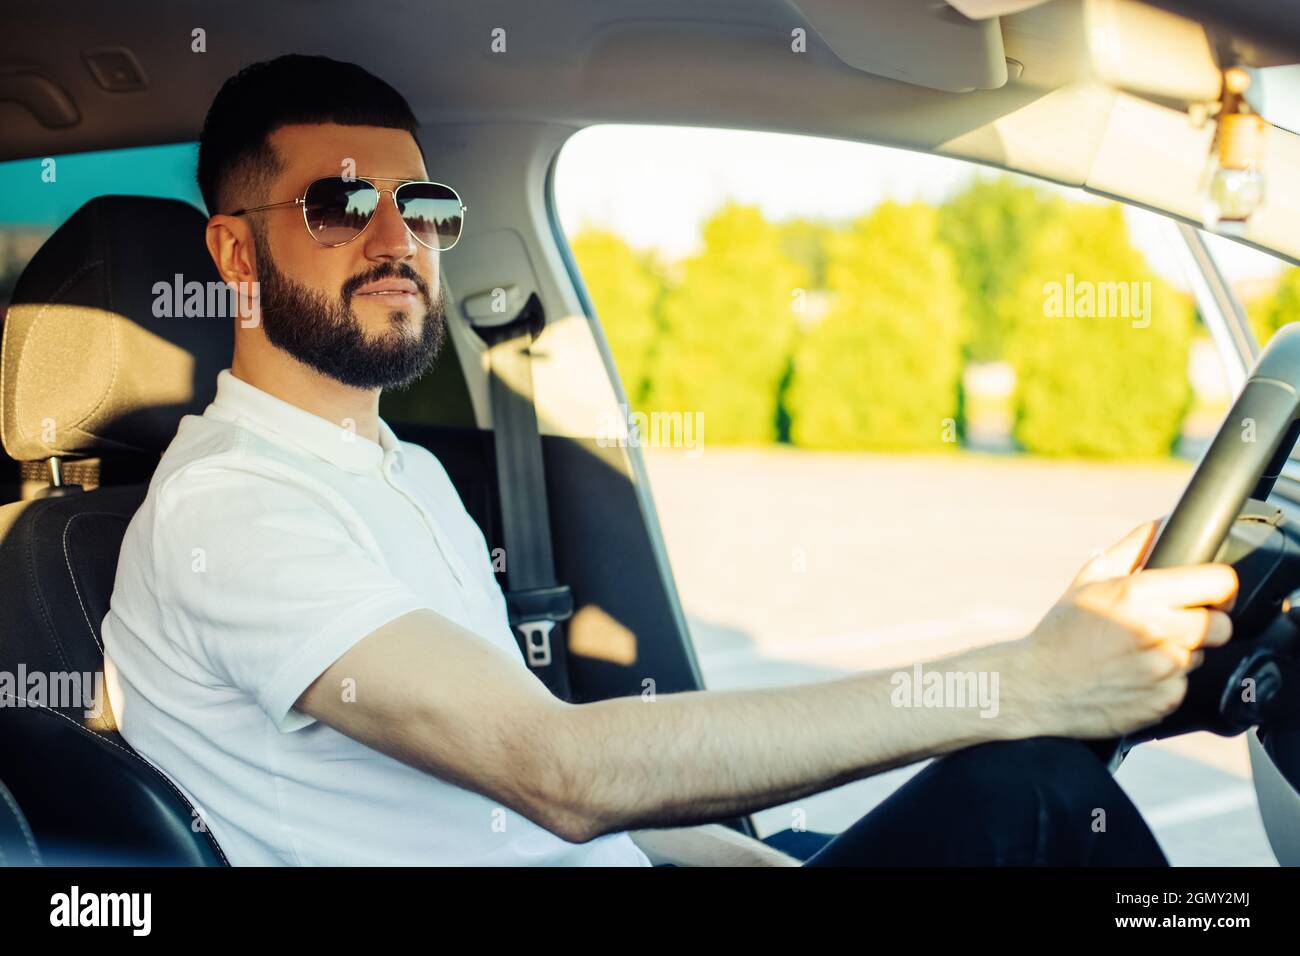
[102,367,649,867]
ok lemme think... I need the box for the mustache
[340,262,434,304]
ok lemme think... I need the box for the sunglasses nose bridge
[357,184,398,213]
[364,187,420,252]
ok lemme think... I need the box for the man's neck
[229,351,382,445]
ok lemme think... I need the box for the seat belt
[468,291,574,701]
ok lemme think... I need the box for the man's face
[249,123,446,391]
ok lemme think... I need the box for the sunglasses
[231,176,467,251]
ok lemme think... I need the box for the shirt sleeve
[150,458,432,733]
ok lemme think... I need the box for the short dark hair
[197,54,421,215]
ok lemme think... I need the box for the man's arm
[297,606,1017,843]
[297,521,1237,844]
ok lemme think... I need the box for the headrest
[1,195,233,462]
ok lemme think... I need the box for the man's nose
[364,189,418,262]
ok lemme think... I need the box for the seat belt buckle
[517,619,556,668]
[505,585,573,672]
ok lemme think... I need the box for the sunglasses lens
[303,178,379,245]
[395,183,465,250]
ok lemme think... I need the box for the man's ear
[205,214,259,287]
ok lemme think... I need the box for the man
[102,54,1237,867]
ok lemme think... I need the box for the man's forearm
[534,640,1039,841]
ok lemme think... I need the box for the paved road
[642,446,1279,866]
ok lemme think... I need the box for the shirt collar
[205,368,405,476]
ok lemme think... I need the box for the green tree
[1002,203,1194,458]
[646,203,807,445]
[786,202,966,450]
[1247,266,1300,348]
[568,228,665,406]
[938,176,1062,362]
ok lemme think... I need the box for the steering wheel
[1092,323,1300,772]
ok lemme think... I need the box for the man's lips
[355,279,420,297]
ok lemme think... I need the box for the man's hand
[1012,520,1238,740]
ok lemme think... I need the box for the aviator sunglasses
[231,176,467,251]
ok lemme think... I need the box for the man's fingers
[1123,564,1239,611]
[1194,609,1233,649]
[1113,605,1232,652]
[1142,607,1233,650]
[1209,587,1238,614]
[1137,637,1214,677]
[1074,521,1158,587]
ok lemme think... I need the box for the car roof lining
[0,0,1094,163]
[2,1,1299,264]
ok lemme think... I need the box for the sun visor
[1084,0,1222,105]
[790,0,1010,93]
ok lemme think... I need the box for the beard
[252,242,447,391]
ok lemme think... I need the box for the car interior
[2,0,1300,866]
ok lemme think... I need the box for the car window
[0,142,203,313]
[552,124,1274,865]
[1201,230,1300,350]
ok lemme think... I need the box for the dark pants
[754,737,1169,866]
